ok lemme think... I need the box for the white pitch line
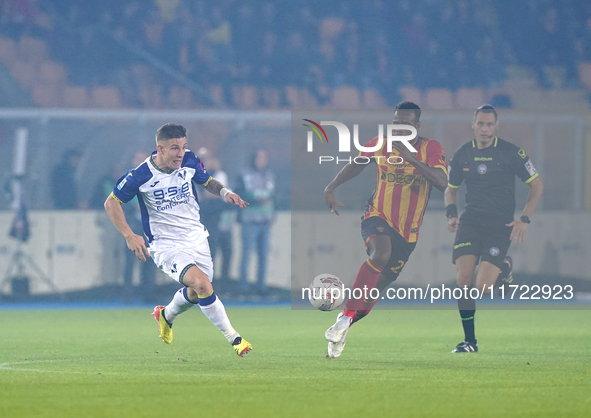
[0,359,118,375]
[0,359,413,381]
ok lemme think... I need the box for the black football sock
[458,295,476,342]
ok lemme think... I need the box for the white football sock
[164,288,197,323]
[199,296,240,343]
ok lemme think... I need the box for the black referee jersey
[447,136,538,223]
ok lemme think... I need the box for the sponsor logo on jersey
[518,149,527,159]
[380,171,425,185]
[149,181,160,187]
[153,183,192,211]
[477,164,487,174]
[178,170,186,180]
[474,157,493,161]
[454,242,471,249]
[377,226,385,232]
[525,159,537,177]
[171,263,177,273]
[489,247,500,256]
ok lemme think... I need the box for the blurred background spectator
[196,147,234,283]
[89,162,121,210]
[51,149,82,210]
[236,148,275,296]
[123,150,157,302]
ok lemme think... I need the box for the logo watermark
[303,120,417,164]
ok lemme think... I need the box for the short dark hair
[474,104,497,121]
[394,101,421,121]
[156,123,187,144]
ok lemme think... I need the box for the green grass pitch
[0,307,589,417]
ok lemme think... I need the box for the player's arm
[507,149,544,244]
[506,176,544,244]
[391,142,447,191]
[324,162,367,215]
[203,177,248,208]
[521,176,544,219]
[444,150,464,232]
[104,194,150,261]
[444,186,460,232]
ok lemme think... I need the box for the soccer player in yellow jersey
[323,102,447,358]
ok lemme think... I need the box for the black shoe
[498,256,513,285]
[451,340,478,353]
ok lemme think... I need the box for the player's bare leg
[178,266,252,356]
[456,255,477,289]
[453,255,479,353]
[475,261,501,295]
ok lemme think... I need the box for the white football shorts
[150,238,214,284]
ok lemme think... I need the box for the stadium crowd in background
[1,0,591,107]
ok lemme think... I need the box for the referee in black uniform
[444,105,544,353]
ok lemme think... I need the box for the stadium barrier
[1,209,590,296]
[0,210,290,295]
[292,210,591,289]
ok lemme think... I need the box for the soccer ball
[308,273,345,311]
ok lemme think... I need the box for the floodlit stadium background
[0,1,590,303]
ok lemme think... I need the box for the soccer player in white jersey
[104,123,252,356]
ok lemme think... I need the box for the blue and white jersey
[111,150,213,246]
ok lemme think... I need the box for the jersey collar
[149,151,175,174]
[472,136,498,149]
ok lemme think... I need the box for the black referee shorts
[452,220,512,269]
[361,216,416,282]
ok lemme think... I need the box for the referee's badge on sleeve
[525,160,537,176]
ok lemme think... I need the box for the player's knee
[184,286,200,303]
[186,279,212,296]
[369,250,390,269]
[181,270,211,295]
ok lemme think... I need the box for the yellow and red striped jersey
[360,136,446,243]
